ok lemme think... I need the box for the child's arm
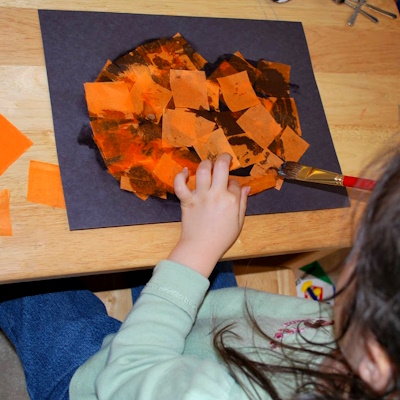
[168,152,250,278]
[90,154,249,399]
[93,260,244,399]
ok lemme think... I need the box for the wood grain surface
[0,0,399,283]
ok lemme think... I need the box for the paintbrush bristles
[278,162,345,186]
[278,161,306,179]
[279,162,375,190]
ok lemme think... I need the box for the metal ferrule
[295,166,344,186]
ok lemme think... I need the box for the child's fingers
[227,177,241,197]
[196,159,213,193]
[174,167,192,203]
[211,153,231,189]
[239,186,250,227]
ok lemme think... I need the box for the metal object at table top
[348,0,367,26]
[342,0,379,24]
[349,0,398,18]
[333,0,397,25]
[274,0,397,24]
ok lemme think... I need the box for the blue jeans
[0,261,236,400]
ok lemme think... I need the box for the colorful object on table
[0,114,33,176]
[84,34,307,201]
[278,161,375,190]
[27,161,66,209]
[40,11,348,230]
[295,261,335,305]
[0,189,12,236]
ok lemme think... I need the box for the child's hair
[214,149,400,399]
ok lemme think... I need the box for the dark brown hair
[214,149,400,399]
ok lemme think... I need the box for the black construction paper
[38,10,349,230]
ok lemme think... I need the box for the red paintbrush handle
[343,175,375,190]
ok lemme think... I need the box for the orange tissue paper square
[0,189,12,236]
[27,160,66,209]
[0,114,33,176]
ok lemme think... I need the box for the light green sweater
[70,260,333,399]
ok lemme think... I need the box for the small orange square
[162,109,197,147]
[170,69,209,110]
[27,160,66,209]
[217,71,260,112]
[278,126,309,162]
[0,114,33,176]
[152,153,183,191]
[193,128,241,170]
[129,67,172,123]
[236,104,282,149]
[0,189,12,236]
[84,82,135,119]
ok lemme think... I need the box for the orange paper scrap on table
[27,160,66,209]
[0,189,12,236]
[0,114,33,176]
[84,34,309,200]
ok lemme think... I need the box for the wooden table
[0,0,399,284]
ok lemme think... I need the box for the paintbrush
[278,161,375,190]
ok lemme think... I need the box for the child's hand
[168,153,250,278]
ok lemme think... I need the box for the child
[0,152,399,399]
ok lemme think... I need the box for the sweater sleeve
[95,260,240,400]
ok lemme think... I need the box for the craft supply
[0,114,33,176]
[333,0,379,23]
[278,161,375,190]
[27,161,66,208]
[39,10,348,230]
[0,189,12,236]
[348,0,367,26]
[84,35,308,201]
[295,261,336,305]
[348,0,397,19]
